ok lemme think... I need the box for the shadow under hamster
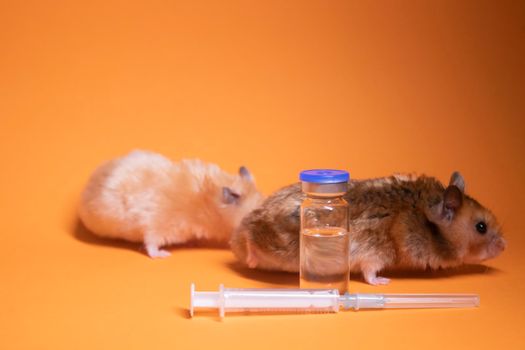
[72,218,230,255]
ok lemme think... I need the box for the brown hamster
[79,150,264,258]
[231,172,506,285]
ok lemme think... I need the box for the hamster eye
[475,221,487,234]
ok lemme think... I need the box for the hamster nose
[498,237,507,251]
[490,237,506,257]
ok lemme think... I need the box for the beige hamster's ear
[449,171,465,193]
[222,187,241,204]
[442,185,463,220]
[239,166,253,182]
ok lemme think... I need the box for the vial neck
[301,181,347,197]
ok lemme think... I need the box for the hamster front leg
[144,232,171,258]
[245,239,260,268]
[356,258,391,285]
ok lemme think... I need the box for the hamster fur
[79,150,264,258]
[231,172,506,285]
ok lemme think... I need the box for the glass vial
[299,169,350,294]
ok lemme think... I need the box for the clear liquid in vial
[300,227,349,294]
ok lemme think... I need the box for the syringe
[190,284,479,318]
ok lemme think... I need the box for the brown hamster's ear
[442,185,463,220]
[449,171,465,193]
[239,166,253,182]
[222,187,241,204]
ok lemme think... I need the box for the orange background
[1,0,524,349]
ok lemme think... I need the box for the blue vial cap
[299,169,350,184]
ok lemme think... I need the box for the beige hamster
[79,150,264,258]
[231,172,506,285]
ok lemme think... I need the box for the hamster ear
[239,166,253,182]
[442,185,463,220]
[449,171,465,193]
[222,187,241,204]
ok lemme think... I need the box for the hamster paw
[363,270,391,285]
[146,244,171,259]
[367,276,391,285]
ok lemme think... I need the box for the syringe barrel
[191,284,340,318]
